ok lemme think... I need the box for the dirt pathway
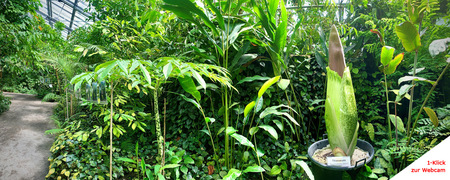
[0,92,57,180]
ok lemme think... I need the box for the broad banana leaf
[325,25,359,157]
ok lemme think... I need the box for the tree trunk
[153,87,164,163]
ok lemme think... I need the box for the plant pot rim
[307,139,374,171]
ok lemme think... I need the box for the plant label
[327,156,351,167]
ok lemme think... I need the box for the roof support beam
[36,10,74,32]
[46,0,53,26]
[57,0,93,20]
[69,0,78,30]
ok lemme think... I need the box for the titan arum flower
[325,25,359,157]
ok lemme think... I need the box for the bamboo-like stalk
[109,81,114,180]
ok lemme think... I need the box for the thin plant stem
[394,102,398,147]
[407,62,449,146]
[109,80,114,180]
[406,50,418,136]
[384,74,392,141]
[162,98,167,175]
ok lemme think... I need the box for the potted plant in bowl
[307,25,374,180]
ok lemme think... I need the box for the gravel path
[0,92,57,180]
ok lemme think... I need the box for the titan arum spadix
[325,25,359,157]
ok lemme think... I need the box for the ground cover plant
[1,0,449,179]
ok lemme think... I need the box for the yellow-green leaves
[395,21,421,52]
[423,107,439,127]
[380,46,404,75]
[258,76,280,98]
[244,101,256,118]
[380,46,395,66]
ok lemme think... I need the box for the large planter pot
[307,139,374,180]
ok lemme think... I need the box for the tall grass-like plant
[325,25,359,157]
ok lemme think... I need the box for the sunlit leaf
[258,125,278,140]
[423,107,439,127]
[395,21,421,52]
[380,46,395,66]
[258,76,280,98]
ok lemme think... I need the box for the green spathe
[325,66,359,157]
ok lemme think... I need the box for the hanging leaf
[249,127,259,136]
[398,76,435,85]
[294,160,314,180]
[277,79,290,90]
[389,115,405,132]
[244,101,256,118]
[163,63,173,80]
[258,76,280,98]
[230,133,254,149]
[395,21,421,52]
[273,120,283,131]
[178,76,201,102]
[191,70,206,90]
[258,125,278,140]
[365,123,375,141]
[423,107,439,127]
[236,75,271,85]
[139,64,152,86]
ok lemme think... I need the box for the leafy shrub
[0,92,11,114]
[42,93,61,102]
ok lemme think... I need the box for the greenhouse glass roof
[36,0,96,38]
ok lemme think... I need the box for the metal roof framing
[37,0,96,38]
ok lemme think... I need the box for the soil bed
[312,145,370,166]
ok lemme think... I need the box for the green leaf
[423,107,439,127]
[372,168,386,174]
[293,160,314,180]
[184,156,195,164]
[380,46,395,66]
[366,123,375,141]
[223,169,242,180]
[258,76,280,98]
[249,127,259,136]
[273,120,283,131]
[163,63,173,80]
[97,60,118,82]
[385,53,404,75]
[258,125,278,140]
[395,21,421,52]
[191,70,206,90]
[243,166,265,173]
[117,157,136,163]
[160,164,181,172]
[226,127,238,135]
[139,64,152,85]
[398,76,435,85]
[268,165,281,176]
[178,76,201,102]
[237,75,271,85]
[170,92,201,110]
[230,133,254,149]
[244,101,256,118]
[389,115,405,132]
[180,165,188,174]
[277,79,290,90]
